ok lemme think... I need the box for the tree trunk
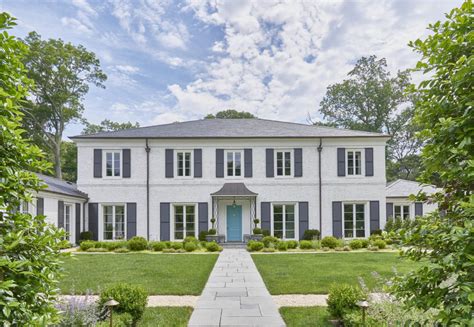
[54,139,62,179]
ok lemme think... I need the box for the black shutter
[294,148,303,177]
[261,202,271,231]
[365,148,374,176]
[123,149,131,178]
[198,202,208,234]
[266,149,274,177]
[194,149,202,178]
[36,197,44,216]
[88,203,99,241]
[165,149,174,178]
[75,203,81,244]
[415,202,423,217]
[58,201,64,229]
[216,149,224,178]
[244,149,253,178]
[386,202,393,220]
[370,201,380,233]
[337,148,345,177]
[93,149,102,178]
[298,202,309,240]
[160,203,170,241]
[332,201,342,238]
[127,203,137,239]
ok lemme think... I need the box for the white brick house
[71,118,392,242]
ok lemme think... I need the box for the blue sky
[1,0,461,137]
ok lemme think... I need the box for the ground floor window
[273,204,295,239]
[64,204,72,240]
[344,203,365,238]
[174,205,195,240]
[18,200,29,214]
[103,205,125,240]
[394,204,410,220]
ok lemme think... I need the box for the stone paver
[189,249,285,326]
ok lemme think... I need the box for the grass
[252,252,420,294]
[280,307,332,327]
[60,253,218,295]
[138,307,193,327]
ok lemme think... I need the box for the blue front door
[227,205,242,242]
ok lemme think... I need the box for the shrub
[207,228,217,235]
[252,228,262,235]
[349,239,363,250]
[150,241,166,251]
[59,241,72,250]
[322,247,330,251]
[384,218,394,232]
[321,236,338,249]
[335,247,343,252]
[170,242,183,250]
[80,240,95,251]
[96,313,133,327]
[184,242,197,252]
[98,283,147,323]
[360,239,370,248]
[277,241,288,251]
[299,240,312,249]
[371,229,383,236]
[198,231,208,241]
[247,241,264,252]
[79,231,93,241]
[312,240,321,249]
[343,246,351,251]
[206,241,221,252]
[163,248,176,253]
[286,240,298,249]
[114,247,130,253]
[86,247,107,252]
[262,229,270,236]
[302,229,320,240]
[127,236,148,251]
[327,284,366,319]
[184,236,198,245]
[368,245,379,251]
[336,238,345,248]
[262,236,279,248]
[102,241,127,251]
[373,239,387,249]
[262,247,276,252]
[175,248,186,253]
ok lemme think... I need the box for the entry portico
[211,183,257,242]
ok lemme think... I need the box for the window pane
[185,152,191,176]
[227,152,233,176]
[276,152,283,176]
[344,204,354,238]
[355,151,361,175]
[285,205,295,238]
[115,206,125,239]
[177,152,183,176]
[394,206,401,218]
[235,152,241,176]
[403,206,410,220]
[175,206,184,239]
[347,151,354,175]
[185,206,195,237]
[355,204,365,237]
[273,205,283,238]
[106,152,113,176]
[104,206,113,240]
[284,152,291,176]
[114,152,120,176]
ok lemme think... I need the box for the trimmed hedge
[98,283,147,323]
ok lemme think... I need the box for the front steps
[221,242,247,249]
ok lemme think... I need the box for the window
[276,150,292,176]
[394,204,410,220]
[105,151,121,177]
[174,205,195,240]
[344,203,365,238]
[226,151,242,177]
[347,150,362,175]
[273,204,295,239]
[64,204,72,240]
[176,151,192,177]
[103,205,125,240]
[19,200,29,214]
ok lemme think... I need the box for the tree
[60,141,77,182]
[82,119,140,135]
[21,32,107,178]
[392,1,473,325]
[318,56,422,181]
[205,109,256,119]
[0,13,65,324]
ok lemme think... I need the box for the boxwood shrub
[170,242,183,250]
[206,241,221,252]
[360,239,370,248]
[321,236,338,249]
[349,239,363,250]
[302,229,320,240]
[277,241,288,251]
[127,237,148,251]
[150,241,167,251]
[247,241,264,252]
[98,283,147,323]
[373,239,387,249]
[327,284,366,319]
[184,242,197,252]
[262,236,279,248]
[79,240,95,251]
[299,240,313,249]
[286,240,298,249]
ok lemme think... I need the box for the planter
[250,234,263,241]
[206,235,219,243]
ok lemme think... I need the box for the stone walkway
[189,249,285,326]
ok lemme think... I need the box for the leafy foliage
[326,284,366,319]
[0,12,65,325]
[391,2,474,325]
[205,109,256,119]
[98,283,148,323]
[82,119,140,135]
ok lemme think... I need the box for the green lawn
[138,307,193,327]
[60,253,218,295]
[280,307,332,327]
[252,252,420,294]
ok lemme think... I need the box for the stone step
[221,242,247,249]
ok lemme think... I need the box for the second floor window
[177,151,192,177]
[226,151,242,177]
[347,150,362,175]
[103,205,125,240]
[276,150,292,176]
[106,151,121,177]
[394,204,410,220]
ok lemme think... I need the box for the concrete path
[189,249,285,326]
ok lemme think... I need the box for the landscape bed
[60,253,218,295]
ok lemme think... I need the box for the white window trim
[171,203,197,241]
[274,149,294,178]
[103,150,122,178]
[393,203,411,220]
[64,204,72,240]
[175,150,193,178]
[101,204,127,241]
[346,149,364,177]
[270,202,298,240]
[342,202,367,239]
[225,150,244,178]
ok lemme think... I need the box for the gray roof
[70,119,389,139]
[211,183,258,197]
[386,179,438,198]
[36,173,88,199]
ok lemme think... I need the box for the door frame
[226,205,243,242]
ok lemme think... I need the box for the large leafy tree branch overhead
[21,32,107,178]
[82,119,140,135]
[205,109,256,119]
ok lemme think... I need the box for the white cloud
[61,17,94,34]
[72,0,97,17]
